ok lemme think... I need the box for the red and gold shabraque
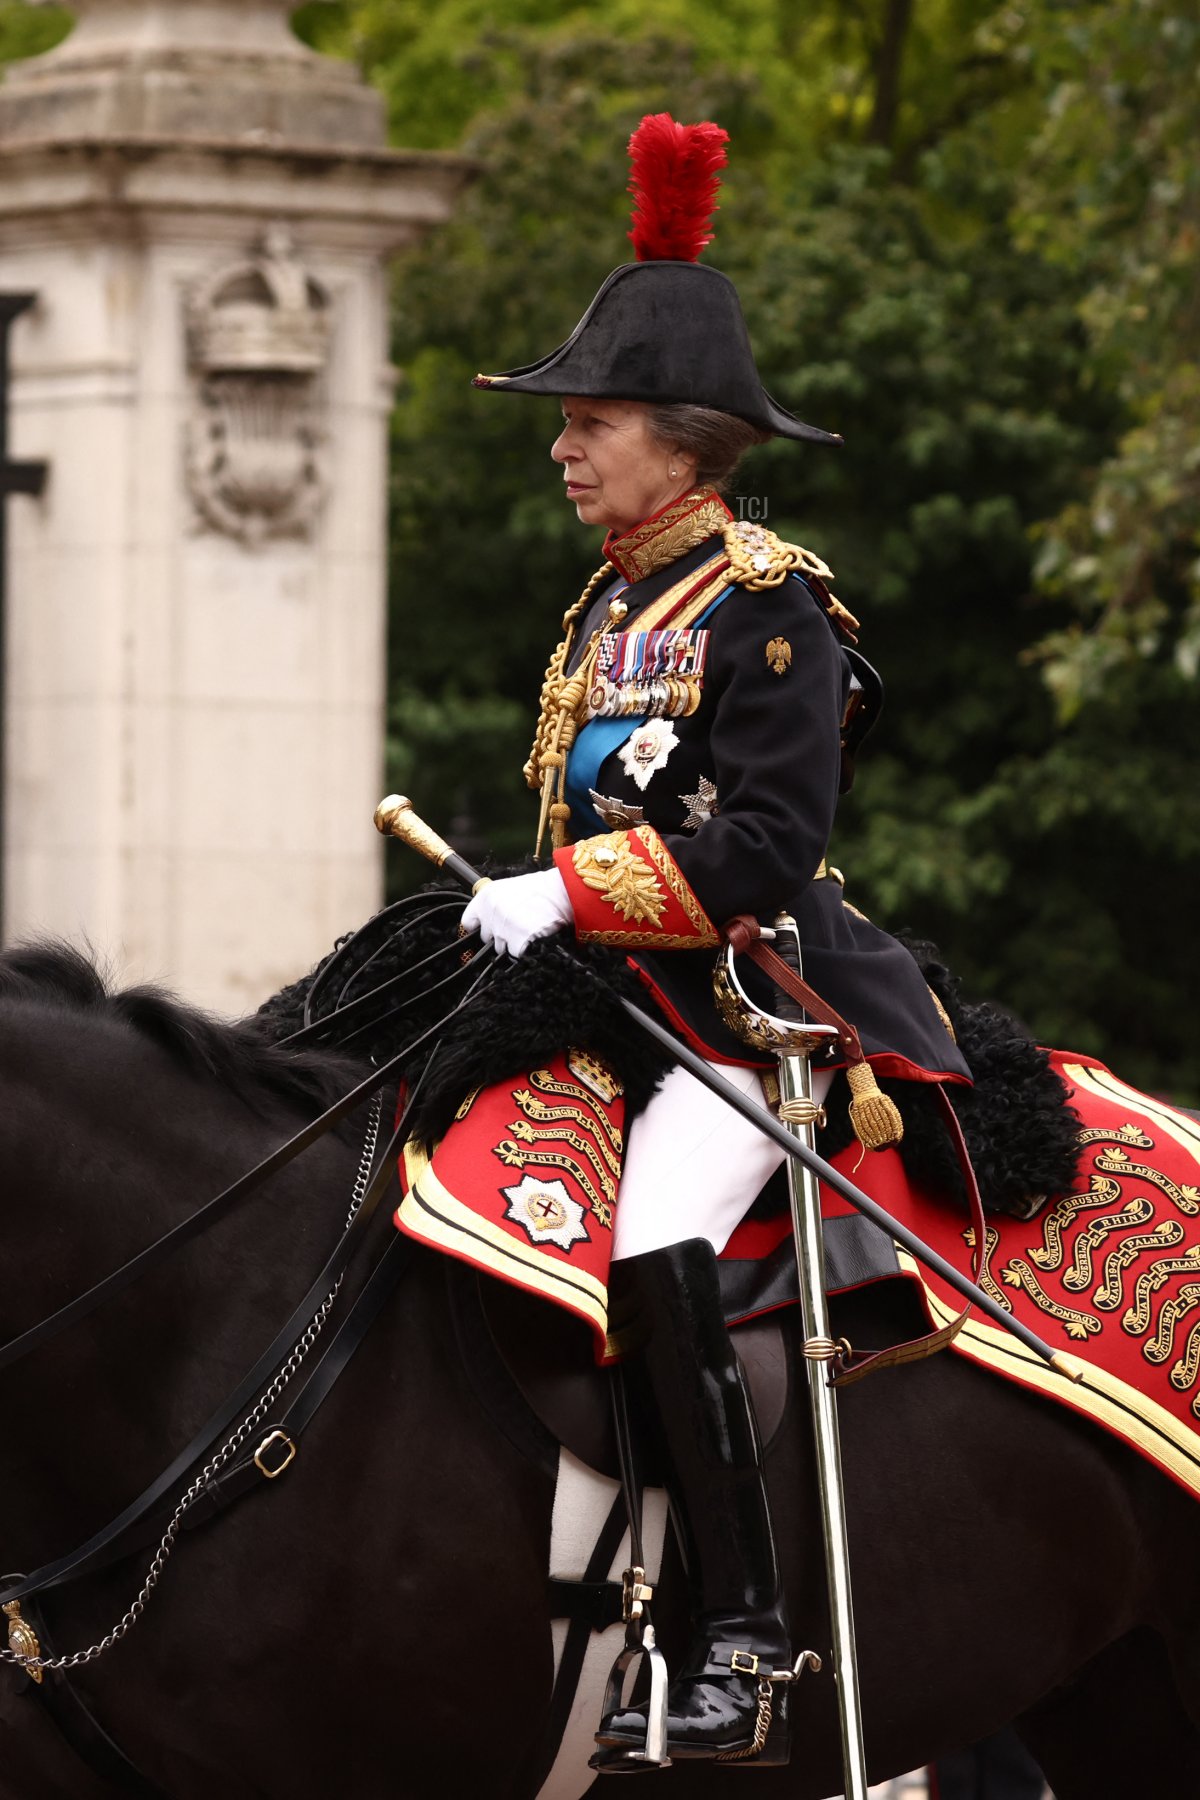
[398,1042,1200,1496]
[817,1050,1200,1500]
[396,1048,625,1352]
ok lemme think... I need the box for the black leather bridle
[0,895,492,1635]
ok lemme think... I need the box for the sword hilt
[768,913,808,1027]
[713,918,840,1058]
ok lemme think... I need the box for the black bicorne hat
[473,113,842,448]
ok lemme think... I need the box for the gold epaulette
[720,519,860,642]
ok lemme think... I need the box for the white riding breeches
[611,1058,835,1262]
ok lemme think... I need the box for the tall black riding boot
[595,1238,794,1767]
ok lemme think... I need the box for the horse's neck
[0,1003,367,1557]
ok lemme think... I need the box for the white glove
[460,866,574,958]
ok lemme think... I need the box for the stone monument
[0,0,467,1012]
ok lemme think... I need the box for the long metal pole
[779,1030,869,1797]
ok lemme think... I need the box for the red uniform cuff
[554,826,719,949]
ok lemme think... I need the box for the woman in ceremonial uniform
[461,115,970,1768]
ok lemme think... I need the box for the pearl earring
[670,466,678,477]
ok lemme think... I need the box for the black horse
[1,942,1198,1800]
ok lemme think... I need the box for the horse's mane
[0,941,363,1117]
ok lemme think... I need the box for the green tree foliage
[0,1,70,61]
[1010,2,1200,714]
[294,0,1034,174]
[290,0,1199,1094]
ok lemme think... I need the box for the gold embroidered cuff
[555,826,719,949]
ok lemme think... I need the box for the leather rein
[0,896,470,1377]
[0,898,492,1636]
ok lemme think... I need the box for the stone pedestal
[0,0,467,1013]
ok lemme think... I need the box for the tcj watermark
[732,494,768,521]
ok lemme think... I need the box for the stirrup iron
[589,1566,671,1774]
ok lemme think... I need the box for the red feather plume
[627,113,729,263]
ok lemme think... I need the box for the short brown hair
[645,403,771,491]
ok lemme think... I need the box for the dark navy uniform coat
[554,525,970,1085]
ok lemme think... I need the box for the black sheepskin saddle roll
[811,935,1081,1220]
[258,894,1080,1221]
[256,884,673,1149]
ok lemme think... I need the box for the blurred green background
[4,1,1197,1094]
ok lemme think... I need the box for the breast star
[678,775,718,831]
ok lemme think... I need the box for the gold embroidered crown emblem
[566,1048,623,1103]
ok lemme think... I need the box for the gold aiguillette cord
[534,596,628,859]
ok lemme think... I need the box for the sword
[373,794,1080,1376]
[747,911,868,1798]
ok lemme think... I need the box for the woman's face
[551,397,694,534]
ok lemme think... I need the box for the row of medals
[585,673,702,721]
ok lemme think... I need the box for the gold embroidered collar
[604,487,733,585]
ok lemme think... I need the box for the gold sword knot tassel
[845,1058,904,1152]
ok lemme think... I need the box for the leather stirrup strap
[828,1087,986,1387]
[518,1493,628,1800]
[611,1366,646,1571]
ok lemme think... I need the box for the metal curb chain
[2,1089,384,1678]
